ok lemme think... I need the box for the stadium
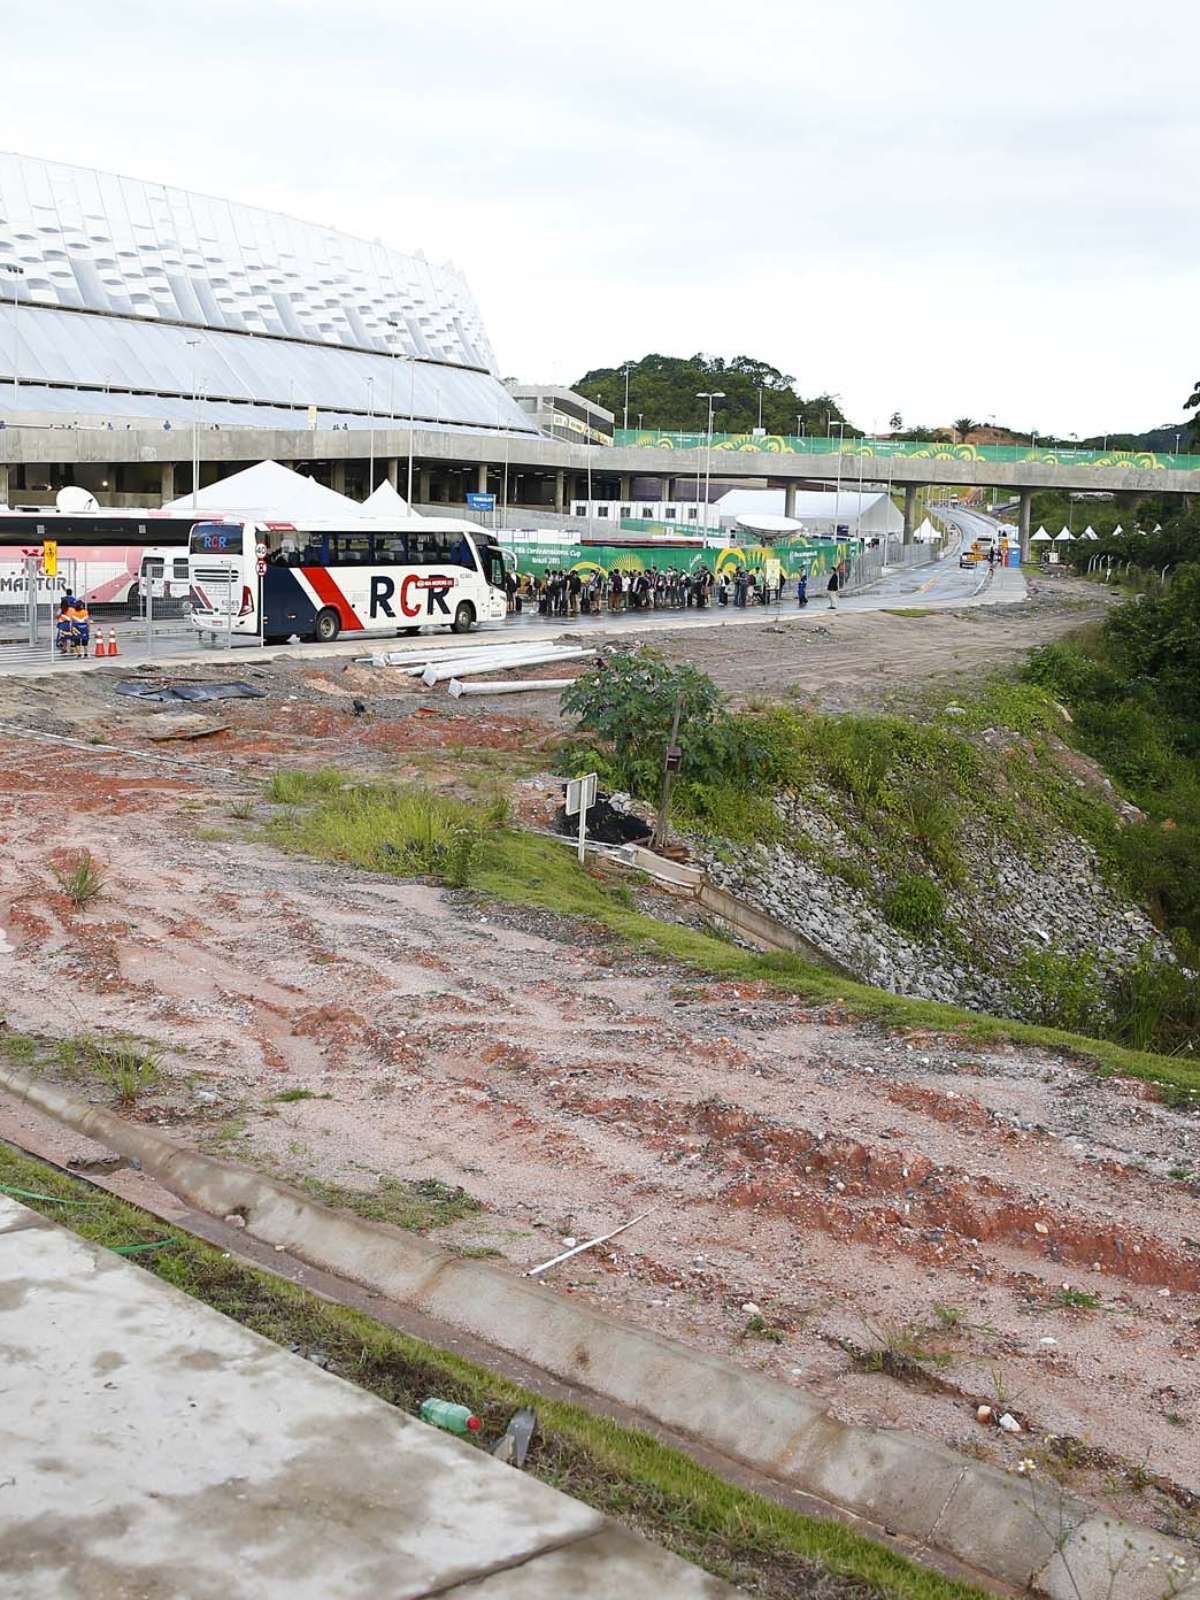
[0,151,536,449]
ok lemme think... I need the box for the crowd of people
[508,564,828,618]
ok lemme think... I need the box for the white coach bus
[188,517,508,643]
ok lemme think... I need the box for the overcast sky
[4,0,1196,435]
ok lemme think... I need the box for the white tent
[1082,526,1099,541]
[735,512,803,535]
[165,460,362,521]
[1112,524,1124,537]
[915,517,936,541]
[362,479,412,516]
[1054,528,1074,542]
[1153,523,1163,533]
[1031,528,1052,542]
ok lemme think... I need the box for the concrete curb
[2,1066,1194,1599]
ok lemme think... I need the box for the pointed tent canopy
[166,460,362,521]
[915,517,935,540]
[362,479,412,516]
[1055,528,1075,542]
[1031,527,1052,542]
[1082,526,1099,540]
[1153,523,1163,533]
[1112,524,1124,536]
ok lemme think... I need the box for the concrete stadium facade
[0,152,535,445]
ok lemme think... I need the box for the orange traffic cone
[107,628,119,657]
[93,632,106,658]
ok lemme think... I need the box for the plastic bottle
[419,1397,481,1436]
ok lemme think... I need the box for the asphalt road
[0,529,1026,675]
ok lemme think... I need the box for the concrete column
[619,474,632,501]
[784,482,797,520]
[1019,486,1033,563]
[0,464,8,506]
[477,463,489,494]
[660,476,674,507]
[418,466,431,504]
[331,462,346,494]
[903,483,918,546]
[386,458,398,489]
[159,463,175,503]
[554,468,565,513]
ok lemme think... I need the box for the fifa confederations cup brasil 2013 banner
[496,534,848,581]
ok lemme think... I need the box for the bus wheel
[451,601,475,634]
[313,607,341,643]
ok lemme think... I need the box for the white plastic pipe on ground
[422,647,586,687]
[448,677,576,698]
[407,643,583,682]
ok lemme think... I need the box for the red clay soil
[0,706,1198,1544]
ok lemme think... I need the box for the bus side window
[331,534,371,565]
[374,534,408,564]
[447,535,473,568]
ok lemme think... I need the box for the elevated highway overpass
[2,416,1196,559]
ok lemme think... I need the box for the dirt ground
[2,577,1193,1549]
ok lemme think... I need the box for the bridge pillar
[0,464,8,505]
[1019,486,1033,562]
[385,458,398,490]
[660,475,674,508]
[476,463,489,495]
[903,483,918,545]
[554,468,565,513]
[331,461,346,494]
[784,482,797,520]
[418,466,431,504]
[619,474,632,502]
[159,463,175,504]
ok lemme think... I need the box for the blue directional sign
[466,492,496,511]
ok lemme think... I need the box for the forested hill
[571,354,856,436]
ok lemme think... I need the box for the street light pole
[834,420,846,552]
[186,338,201,509]
[622,364,630,431]
[697,390,725,534]
[3,265,24,392]
[366,376,375,495]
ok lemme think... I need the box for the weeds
[266,767,345,804]
[298,1174,482,1233]
[270,1087,331,1104]
[883,874,946,938]
[53,851,105,908]
[228,799,256,820]
[57,1034,161,1104]
[1051,1287,1103,1311]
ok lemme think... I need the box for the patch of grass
[742,1313,787,1344]
[882,875,946,938]
[298,1174,482,1234]
[56,1033,161,1105]
[270,1087,331,1104]
[54,851,105,908]
[228,799,256,820]
[270,779,483,887]
[1050,1287,1103,1312]
[0,1142,989,1600]
[882,608,931,618]
[266,767,346,804]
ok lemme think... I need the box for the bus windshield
[189,523,245,555]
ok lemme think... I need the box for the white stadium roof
[0,152,535,437]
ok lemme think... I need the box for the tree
[953,417,978,442]
[572,353,857,436]
[888,411,903,431]
[1184,379,1200,443]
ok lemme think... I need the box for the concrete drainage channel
[1,1066,1194,1600]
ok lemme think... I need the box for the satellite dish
[56,486,100,514]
